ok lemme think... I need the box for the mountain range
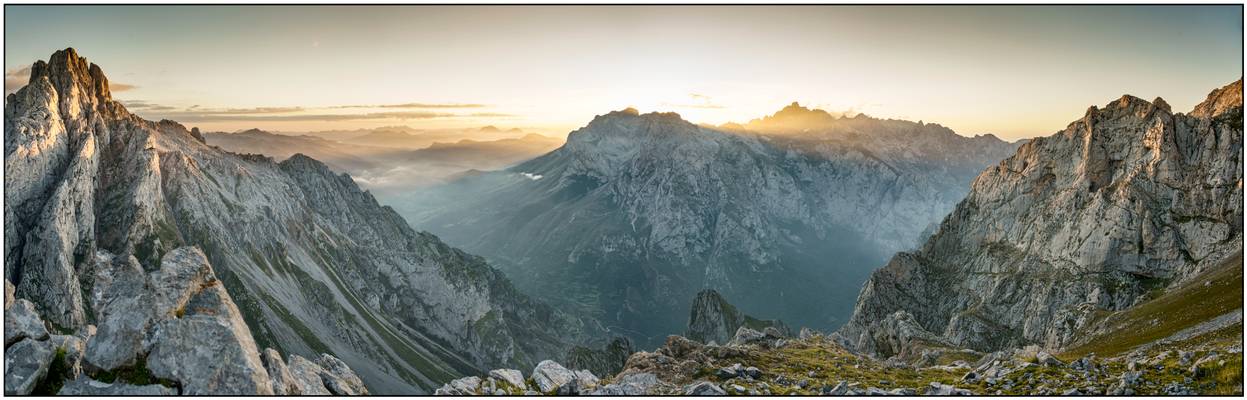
[3,47,1241,396]
[434,79,1244,397]
[398,104,1021,347]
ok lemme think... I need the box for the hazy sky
[4,5,1242,139]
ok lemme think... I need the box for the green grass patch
[1062,252,1243,358]
[32,347,70,395]
[90,356,177,388]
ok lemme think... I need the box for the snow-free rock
[4,298,49,346]
[57,377,177,395]
[532,360,579,394]
[318,353,370,395]
[4,338,53,395]
[683,381,726,395]
[287,355,333,395]
[489,368,527,390]
[261,348,300,395]
[144,249,273,395]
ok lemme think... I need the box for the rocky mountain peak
[840,79,1243,358]
[27,48,114,109]
[737,101,838,132]
[1190,78,1243,118]
[685,289,790,345]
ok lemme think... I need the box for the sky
[3,5,1242,140]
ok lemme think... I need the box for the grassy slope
[1062,251,1242,358]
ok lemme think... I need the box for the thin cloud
[663,93,726,109]
[120,100,177,111]
[5,65,32,94]
[120,100,514,123]
[144,110,455,123]
[333,102,488,109]
[109,82,138,92]
[221,106,304,114]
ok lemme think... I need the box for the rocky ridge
[3,48,597,394]
[839,79,1244,359]
[686,289,791,345]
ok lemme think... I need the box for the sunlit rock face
[840,80,1243,357]
[4,48,597,394]
[404,103,1020,348]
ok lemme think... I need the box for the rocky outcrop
[144,250,273,395]
[287,355,333,395]
[3,289,99,396]
[841,80,1244,357]
[57,377,177,395]
[4,338,54,395]
[316,354,369,395]
[406,103,1020,348]
[5,299,50,346]
[686,289,790,345]
[4,48,595,394]
[3,245,364,395]
[564,336,634,377]
[435,359,602,395]
[261,348,300,395]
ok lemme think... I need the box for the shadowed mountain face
[840,80,1243,359]
[4,48,596,394]
[399,106,1020,348]
[204,129,562,194]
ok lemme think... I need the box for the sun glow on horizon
[4,5,1241,141]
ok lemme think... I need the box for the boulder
[4,338,53,395]
[4,280,13,310]
[729,327,766,346]
[531,360,578,394]
[889,387,917,395]
[715,363,742,379]
[826,381,849,395]
[1036,351,1064,367]
[145,278,272,395]
[4,299,49,346]
[573,369,600,391]
[260,348,300,395]
[317,353,369,395]
[489,368,527,390]
[438,376,482,395]
[57,377,177,395]
[287,355,332,395]
[588,372,658,395]
[684,381,726,395]
[925,382,973,395]
[83,253,152,371]
[146,247,216,319]
[48,334,86,379]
